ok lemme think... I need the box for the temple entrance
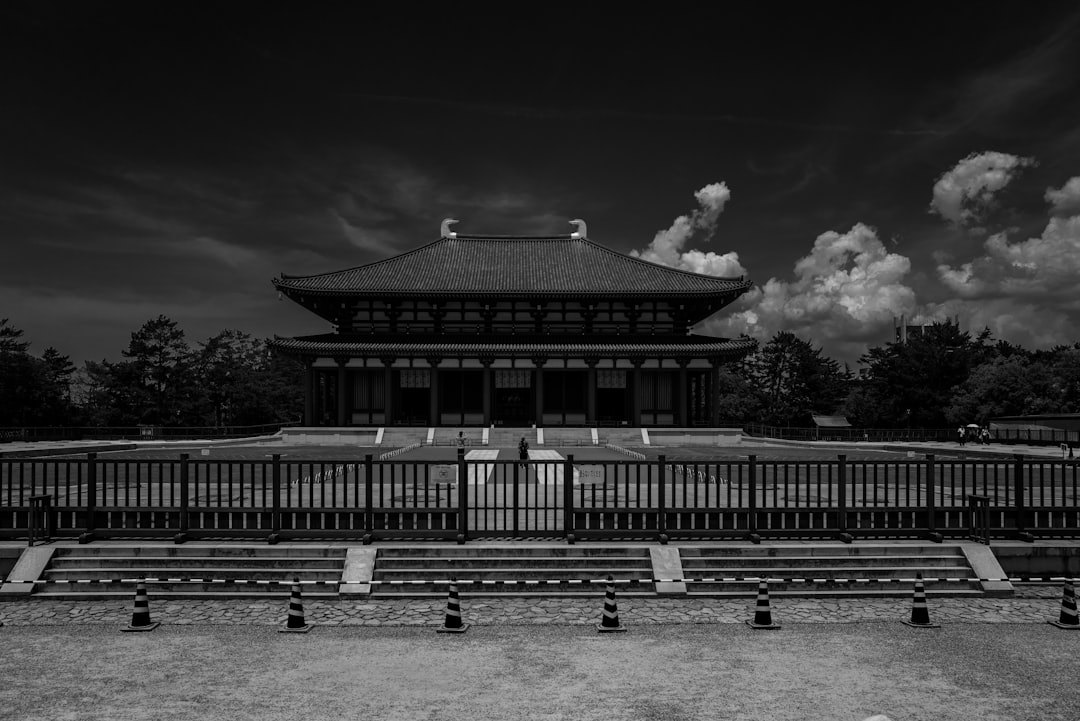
[494,370,532,425]
[542,370,587,425]
[395,369,430,425]
[595,369,630,425]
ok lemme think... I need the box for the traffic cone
[437,577,469,633]
[122,578,159,632]
[280,577,312,633]
[747,578,780,629]
[596,575,626,632]
[902,572,939,628]
[1048,578,1079,629]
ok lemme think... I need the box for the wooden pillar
[586,364,597,425]
[336,361,347,426]
[482,365,492,426]
[383,364,394,425]
[630,364,642,426]
[303,361,314,426]
[429,366,440,426]
[534,365,545,427]
[677,364,688,427]
[710,363,720,427]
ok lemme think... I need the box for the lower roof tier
[270,333,755,359]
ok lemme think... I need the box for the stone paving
[0,586,1068,627]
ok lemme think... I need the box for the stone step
[51,545,348,559]
[374,567,653,580]
[32,587,338,600]
[374,557,651,570]
[679,555,967,569]
[677,544,969,557]
[48,556,344,570]
[374,546,650,558]
[43,568,340,581]
[665,566,976,580]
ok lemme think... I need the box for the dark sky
[4,2,1080,367]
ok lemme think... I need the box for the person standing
[457,430,466,449]
[518,436,529,468]
[957,426,966,446]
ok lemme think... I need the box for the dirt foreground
[2,622,1078,721]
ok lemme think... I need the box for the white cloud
[706,223,917,349]
[1045,176,1080,217]
[631,182,747,277]
[929,151,1036,227]
[937,177,1080,299]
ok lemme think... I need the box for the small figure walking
[980,427,990,445]
[518,436,529,469]
[957,426,966,446]
[457,430,466,449]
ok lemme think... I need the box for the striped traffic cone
[902,572,939,628]
[437,577,469,633]
[1048,578,1079,629]
[746,578,780,629]
[596,575,626,632]
[280,577,312,633]
[122,578,159,632]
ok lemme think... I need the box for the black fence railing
[745,424,1080,446]
[0,423,300,443]
[2,450,1077,543]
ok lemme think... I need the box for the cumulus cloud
[937,177,1080,299]
[706,223,917,351]
[1045,176,1080,217]
[929,151,1036,227]
[631,182,747,277]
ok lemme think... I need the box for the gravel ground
[2,622,1078,721]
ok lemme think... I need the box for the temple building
[270,220,754,428]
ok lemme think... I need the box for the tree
[743,331,849,426]
[121,315,198,425]
[945,355,1059,424]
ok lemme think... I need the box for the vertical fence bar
[657,454,667,543]
[925,454,942,542]
[363,454,374,544]
[79,452,97,544]
[564,454,575,543]
[268,453,281,544]
[175,453,190,544]
[1013,454,1033,542]
[837,454,852,542]
[457,447,467,544]
[747,454,759,543]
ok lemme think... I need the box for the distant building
[893,314,960,344]
[271,221,754,427]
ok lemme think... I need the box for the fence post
[457,447,468,544]
[925,454,942,542]
[747,454,760,543]
[564,454,576,544]
[836,454,853,543]
[175,453,190,544]
[79,452,96,544]
[268,453,281,545]
[657,454,668,544]
[363,454,374,545]
[1013,454,1034,542]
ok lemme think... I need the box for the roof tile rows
[274,235,751,296]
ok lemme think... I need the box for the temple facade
[271,220,754,427]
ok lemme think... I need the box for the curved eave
[271,278,754,299]
[268,336,757,358]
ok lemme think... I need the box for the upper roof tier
[273,233,752,298]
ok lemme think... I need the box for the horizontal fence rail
[1,452,1077,543]
[745,424,1080,446]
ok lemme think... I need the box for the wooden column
[586,362,597,425]
[429,365,440,426]
[383,363,394,425]
[303,361,314,426]
[534,362,545,427]
[336,360,347,426]
[710,363,720,427]
[677,363,688,427]
[482,364,492,426]
[630,362,642,426]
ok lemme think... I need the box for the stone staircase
[29,544,346,600]
[677,544,992,597]
[369,545,656,597]
[541,428,595,446]
[380,428,428,448]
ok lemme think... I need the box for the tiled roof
[273,235,751,297]
[269,333,756,358]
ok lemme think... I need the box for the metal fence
[2,450,1077,543]
[745,424,1080,446]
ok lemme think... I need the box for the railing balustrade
[1,450,1077,543]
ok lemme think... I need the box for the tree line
[0,316,303,428]
[2,316,1078,429]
